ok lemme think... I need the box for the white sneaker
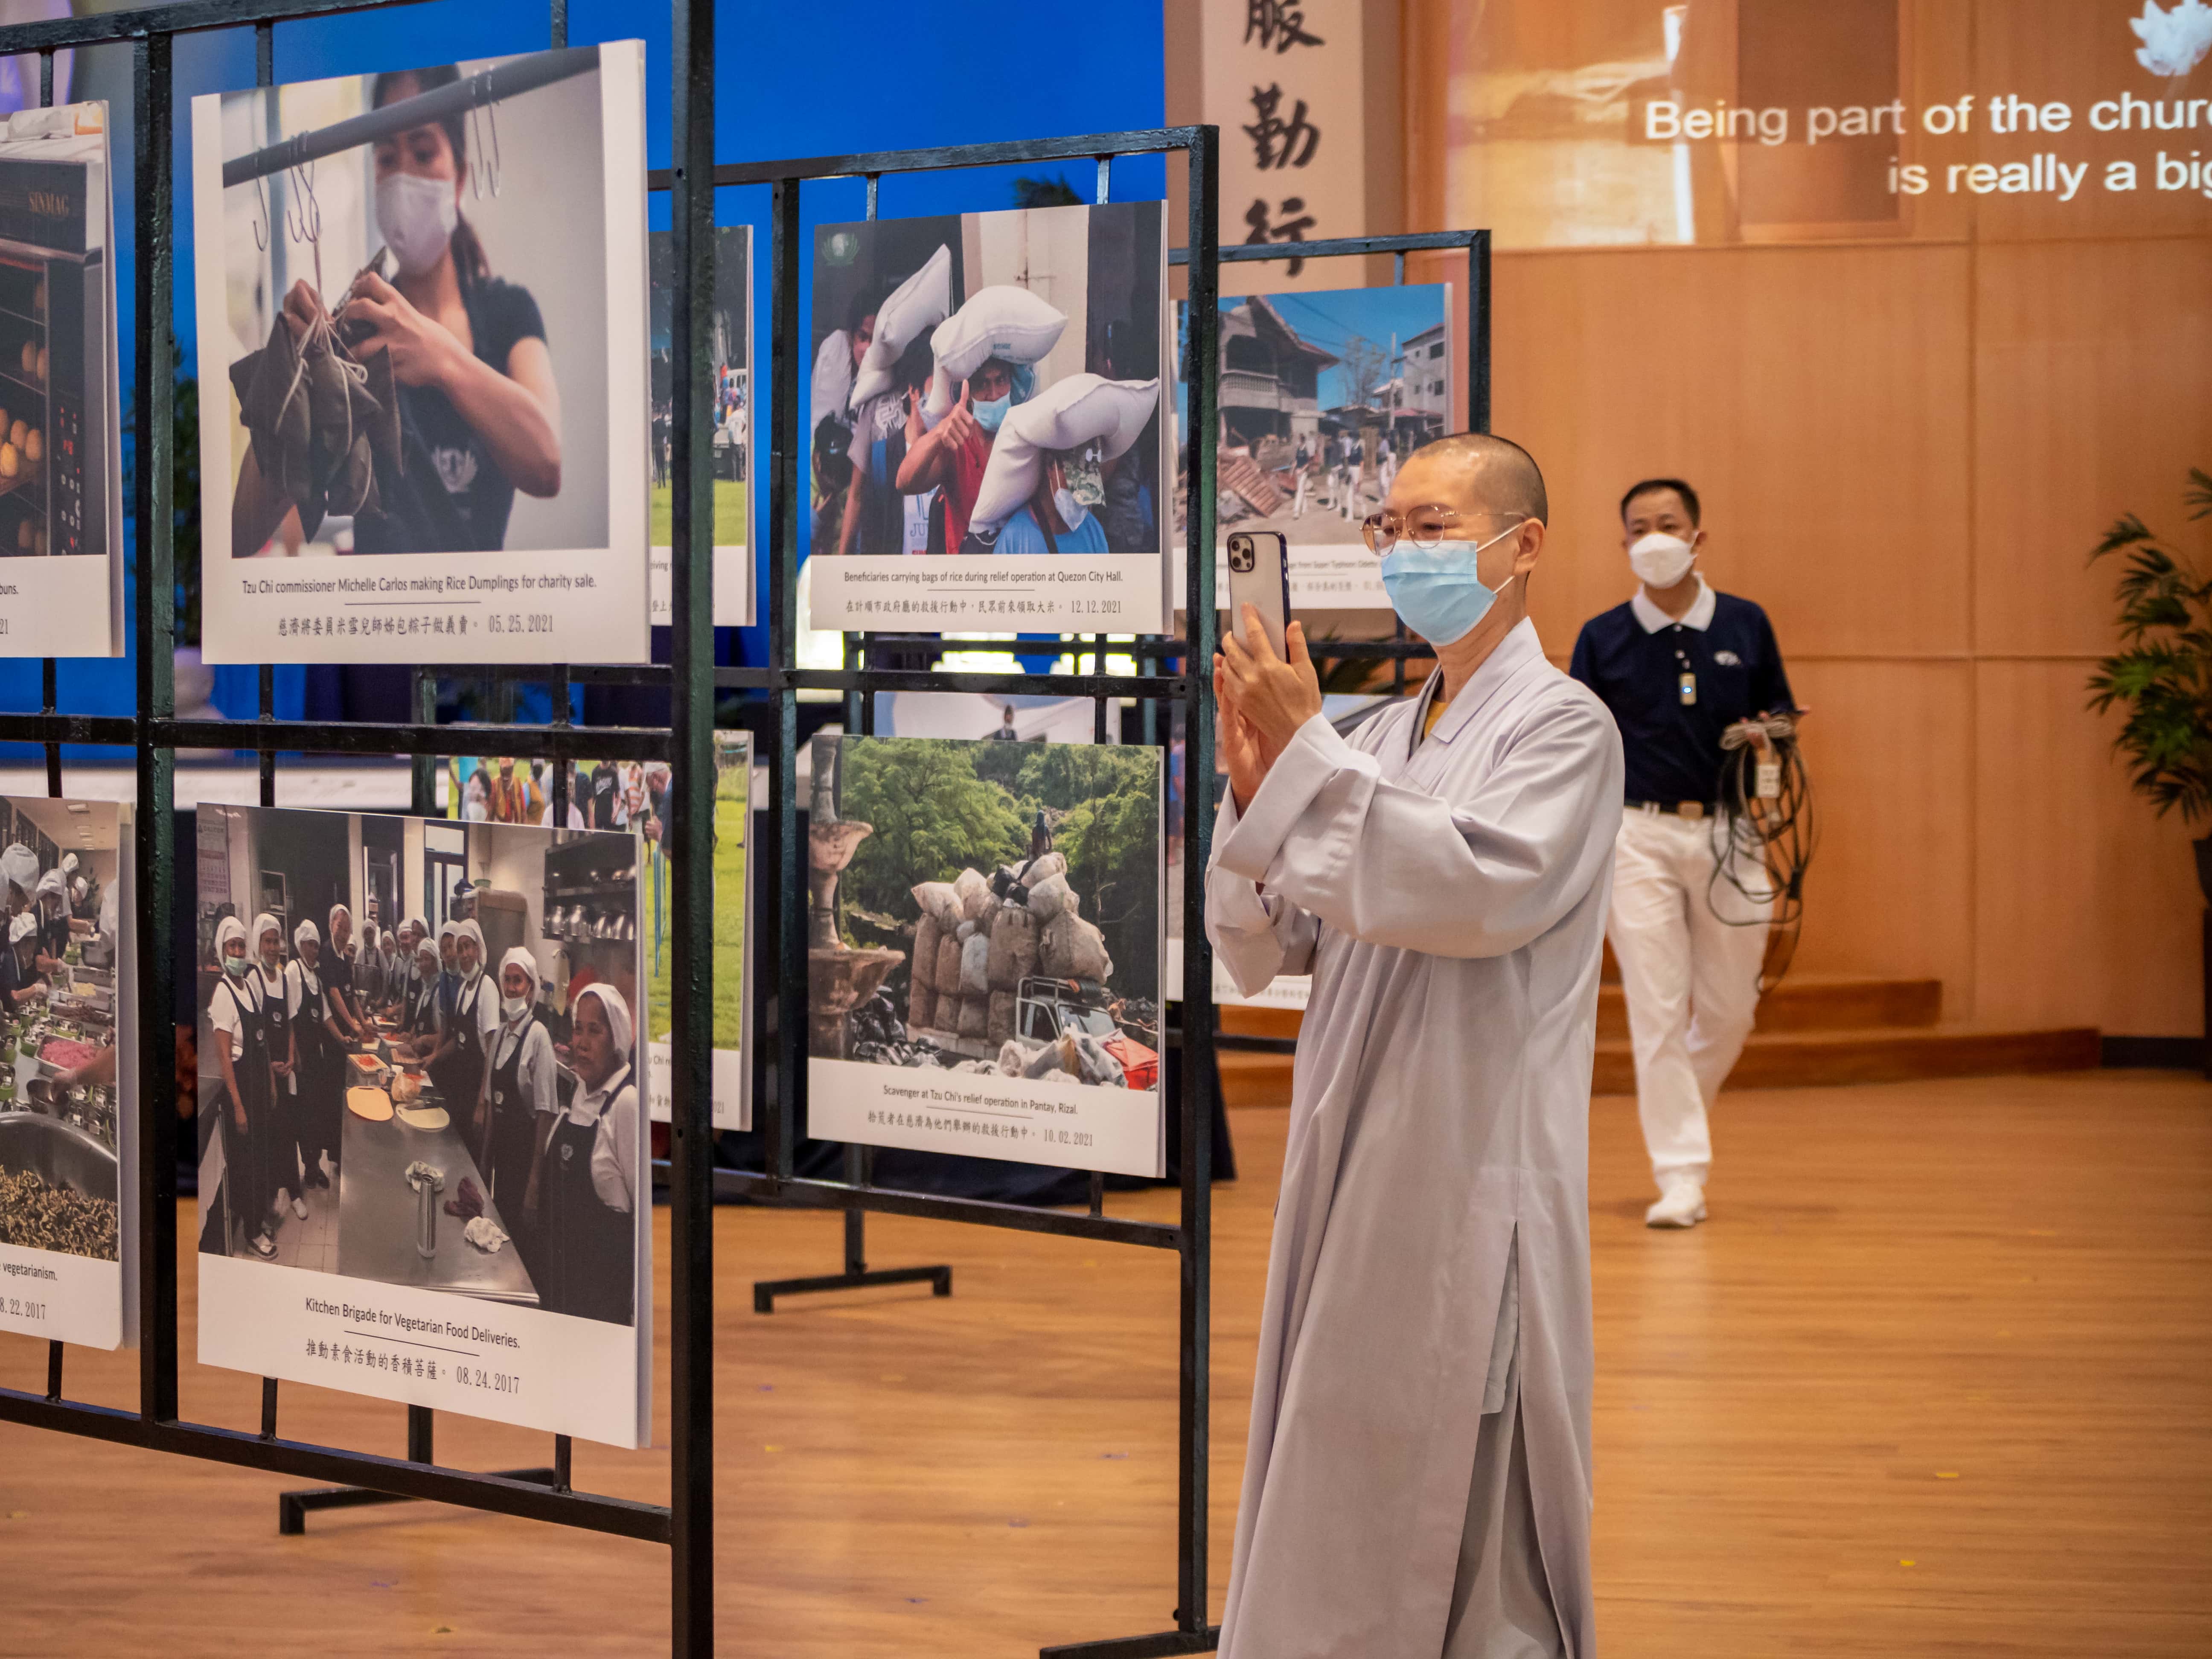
[1645,1182,1707,1228]
[287,1188,308,1221]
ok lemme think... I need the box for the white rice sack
[850,245,954,408]
[955,919,976,942]
[967,424,1045,536]
[1027,873,1072,922]
[1020,852,1067,888]
[931,285,1068,383]
[953,867,992,922]
[1010,373,1160,460]
[960,934,991,995]
[912,881,961,927]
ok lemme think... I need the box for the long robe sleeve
[1205,790,1321,997]
[1214,699,1621,962]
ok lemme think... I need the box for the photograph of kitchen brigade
[0,799,128,1271]
[1175,283,1451,557]
[446,736,748,1128]
[648,224,751,626]
[195,805,646,1328]
[807,201,1168,561]
[0,100,125,658]
[806,733,1161,1094]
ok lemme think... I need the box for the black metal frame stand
[0,0,715,1650]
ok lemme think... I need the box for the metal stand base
[752,1263,951,1314]
[279,1466,558,1535]
[1040,1626,1221,1657]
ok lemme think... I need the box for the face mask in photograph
[501,993,529,1020]
[972,392,1012,434]
[375,172,459,276]
[1378,523,1523,648]
[1627,531,1697,589]
[1053,488,1089,532]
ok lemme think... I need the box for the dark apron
[428,974,487,1122]
[217,976,279,1244]
[544,1068,635,1325]
[402,972,440,1045]
[292,966,338,1176]
[483,1013,545,1282]
[257,966,298,1204]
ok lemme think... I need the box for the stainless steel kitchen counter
[336,1088,538,1307]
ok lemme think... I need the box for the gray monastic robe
[1206,619,1622,1658]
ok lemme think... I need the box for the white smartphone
[1224,530,1291,658]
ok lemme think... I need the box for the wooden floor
[3,1069,2209,1655]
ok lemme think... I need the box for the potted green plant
[2087,468,2212,902]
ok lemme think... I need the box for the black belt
[1626,799,1720,820]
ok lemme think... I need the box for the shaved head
[1402,432,1548,524]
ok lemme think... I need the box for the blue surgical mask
[1377,525,1522,647]
[973,393,1012,434]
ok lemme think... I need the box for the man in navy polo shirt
[1569,477,1794,1229]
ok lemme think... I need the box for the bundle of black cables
[1708,711,1817,993]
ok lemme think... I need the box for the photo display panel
[194,806,651,1447]
[192,44,653,665]
[648,224,752,627]
[806,201,1173,635]
[0,798,136,1350]
[804,733,1165,1179]
[0,103,124,658]
[445,734,749,1130]
[1175,282,1453,611]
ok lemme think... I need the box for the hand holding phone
[1224,530,1290,658]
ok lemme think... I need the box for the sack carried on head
[968,374,1161,534]
[850,245,954,409]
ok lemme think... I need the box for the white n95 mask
[1628,531,1697,588]
[375,172,459,277]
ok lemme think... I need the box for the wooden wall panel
[1781,660,1975,1000]
[1973,659,2203,1035]
[1493,243,1972,662]
[1974,236,2212,658]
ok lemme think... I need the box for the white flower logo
[2133,0,2212,76]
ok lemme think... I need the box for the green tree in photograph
[836,740,1028,934]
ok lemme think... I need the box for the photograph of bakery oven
[0,797,123,1263]
[195,805,645,1326]
[0,104,112,562]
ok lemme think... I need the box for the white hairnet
[215,915,247,957]
[293,918,320,950]
[573,982,633,1058]
[71,878,86,902]
[9,911,35,944]
[454,919,486,962]
[499,945,538,991]
[0,844,35,895]
[59,853,76,876]
[34,867,63,900]
[251,911,282,949]
[98,885,116,939]
[437,918,457,943]
[402,915,428,941]
[328,902,352,932]
[414,935,441,968]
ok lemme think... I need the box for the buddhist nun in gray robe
[1207,617,1623,1658]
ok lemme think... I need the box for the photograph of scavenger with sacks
[192,44,652,667]
[805,201,1173,635]
[803,733,1167,1179]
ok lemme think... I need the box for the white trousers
[1607,809,1771,1189]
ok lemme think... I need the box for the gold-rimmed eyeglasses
[1360,508,1527,555]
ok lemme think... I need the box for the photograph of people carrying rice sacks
[192,44,652,666]
[805,201,1172,634]
[803,732,1164,1179]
